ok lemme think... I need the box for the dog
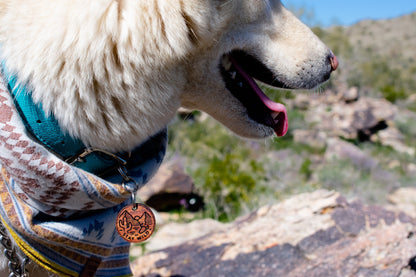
[0,0,337,276]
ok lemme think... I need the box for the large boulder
[292,91,413,155]
[306,96,397,141]
[325,137,378,170]
[388,187,416,218]
[138,160,194,201]
[137,159,204,212]
[131,190,416,277]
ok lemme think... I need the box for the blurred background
[141,1,416,224]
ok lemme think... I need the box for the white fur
[0,0,332,152]
[0,0,334,275]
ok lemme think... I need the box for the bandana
[0,73,166,276]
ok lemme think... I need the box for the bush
[380,85,407,103]
[194,153,265,222]
[167,114,267,222]
[347,58,411,102]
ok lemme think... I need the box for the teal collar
[1,63,167,180]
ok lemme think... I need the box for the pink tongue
[230,57,288,137]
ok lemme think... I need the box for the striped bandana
[0,74,166,276]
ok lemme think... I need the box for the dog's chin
[218,50,332,139]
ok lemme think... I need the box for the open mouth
[220,50,289,137]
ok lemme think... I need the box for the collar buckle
[65,148,131,167]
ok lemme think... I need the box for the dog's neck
[2,63,168,178]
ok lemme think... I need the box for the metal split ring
[118,166,140,207]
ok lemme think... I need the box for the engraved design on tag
[116,204,156,243]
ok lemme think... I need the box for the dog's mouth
[220,50,289,137]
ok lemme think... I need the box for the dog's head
[0,0,337,151]
[180,0,337,139]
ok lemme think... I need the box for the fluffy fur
[0,0,335,276]
[0,0,333,152]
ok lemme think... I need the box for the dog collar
[1,62,165,180]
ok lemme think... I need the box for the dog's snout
[329,53,339,71]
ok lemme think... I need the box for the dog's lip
[228,55,288,137]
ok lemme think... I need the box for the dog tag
[116,203,156,243]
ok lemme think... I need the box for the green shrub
[194,153,265,222]
[347,58,411,102]
[299,158,313,180]
[380,85,407,102]
[168,114,267,222]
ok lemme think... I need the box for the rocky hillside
[345,12,416,63]
[319,12,416,101]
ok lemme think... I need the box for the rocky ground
[130,85,416,276]
[131,189,416,277]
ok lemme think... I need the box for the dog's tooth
[230,71,237,79]
[271,112,280,123]
[221,55,232,71]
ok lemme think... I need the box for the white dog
[0,0,337,276]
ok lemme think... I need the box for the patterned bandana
[0,74,166,276]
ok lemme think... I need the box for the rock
[292,91,341,110]
[291,90,410,154]
[406,94,416,104]
[342,86,360,103]
[324,138,397,185]
[325,138,378,170]
[305,96,397,141]
[294,90,411,155]
[138,160,194,202]
[408,164,416,177]
[292,93,311,110]
[293,129,327,149]
[135,219,228,254]
[372,127,415,156]
[138,160,204,212]
[131,190,416,277]
[388,187,416,218]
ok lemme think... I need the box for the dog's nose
[329,53,339,71]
